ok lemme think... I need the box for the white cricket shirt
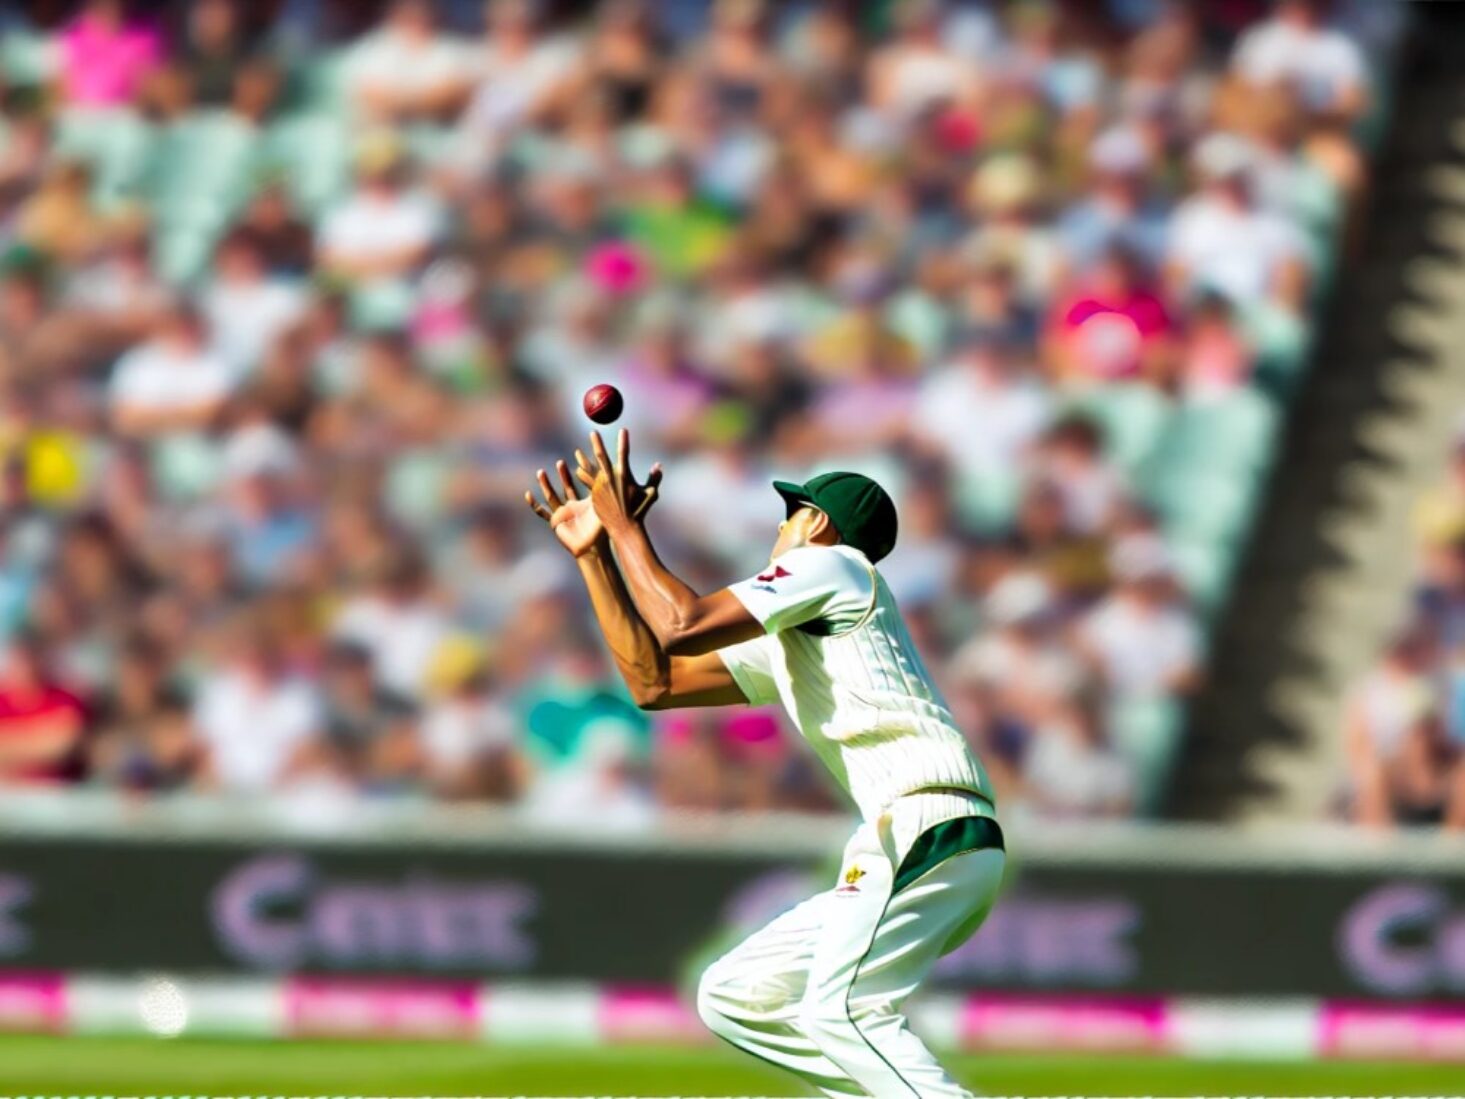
[720,544,995,822]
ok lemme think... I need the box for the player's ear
[807,508,840,546]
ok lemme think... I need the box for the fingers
[631,462,663,520]
[573,448,596,489]
[589,430,613,476]
[616,427,629,477]
[524,490,553,522]
[536,467,562,510]
[556,459,578,501]
[632,485,658,520]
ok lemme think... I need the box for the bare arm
[577,542,747,709]
[527,459,746,709]
[584,430,764,657]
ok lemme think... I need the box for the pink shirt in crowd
[60,14,163,108]
[1051,289,1173,381]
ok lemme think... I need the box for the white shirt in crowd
[421,698,517,774]
[1168,193,1308,307]
[720,544,994,821]
[345,27,474,111]
[109,339,235,415]
[1022,720,1135,818]
[460,37,580,142]
[317,190,441,270]
[1231,16,1366,111]
[1347,664,1433,762]
[954,630,1085,703]
[657,453,775,568]
[915,362,1051,480]
[194,670,320,792]
[1079,594,1200,698]
[332,595,451,699]
[201,278,307,375]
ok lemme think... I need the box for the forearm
[603,521,701,649]
[576,541,671,706]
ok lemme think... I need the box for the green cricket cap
[772,471,899,563]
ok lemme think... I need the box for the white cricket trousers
[697,794,1005,1098]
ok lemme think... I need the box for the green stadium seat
[263,112,352,217]
[1168,536,1236,614]
[150,434,224,502]
[1154,470,1260,548]
[54,108,156,206]
[1151,390,1281,481]
[1067,383,1173,476]
[293,50,352,113]
[153,223,226,284]
[1108,695,1185,816]
[147,111,261,219]
[0,29,54,87]
[954,467,1022,534]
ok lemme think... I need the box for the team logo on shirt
[753,565,792,592]
[837,864,866,894]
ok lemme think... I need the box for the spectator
[236,185,315,278]
[1021,693,1135,818]
[1178,293,1254,400]
[193,616,320,792]
[316,138,441,286]
[913,332,1051,483]
[1231,0,1368,121]
[108,303,234,438]
[201,232,308,376]
[1077,538,1201,699]
[57,0,165,110]
[420,634,524,799]
[1344,630,1449,827]
[1046,246,1175,386]
[458,0,580,160]
[332,549,451,700]
[0,632,88,785]
[1168,132,1311,312]
[1056,126,1169,275]
[344,0,473,125]
[173,0,278,115]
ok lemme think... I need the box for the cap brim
[772,480,815,518]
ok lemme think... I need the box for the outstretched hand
[579,429,663,536]
[525,459,604,558]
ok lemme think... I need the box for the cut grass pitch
[0,1034,1459,1095]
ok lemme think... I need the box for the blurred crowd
[1343,424,1465,830]
[0,0,1397,823]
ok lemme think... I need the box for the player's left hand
[582,429,662,534]
[526,459,604,558]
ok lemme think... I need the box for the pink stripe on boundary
[1319,1001,1465,1061]
[600,985,706,1044]
[284,976,481,1039]
[960,993,1170,1052]
[0,971,65,1032]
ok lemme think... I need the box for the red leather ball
[583,383,624,425]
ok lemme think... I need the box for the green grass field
[0,1035,1458,1095]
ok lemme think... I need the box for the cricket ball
[583,383,624,425]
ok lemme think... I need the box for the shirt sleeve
[726,545,875,636]
[718,635,780,706]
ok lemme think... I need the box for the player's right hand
[574,429,662,525]
[525,459,604,558]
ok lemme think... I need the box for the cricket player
[526,429,1004,1098]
